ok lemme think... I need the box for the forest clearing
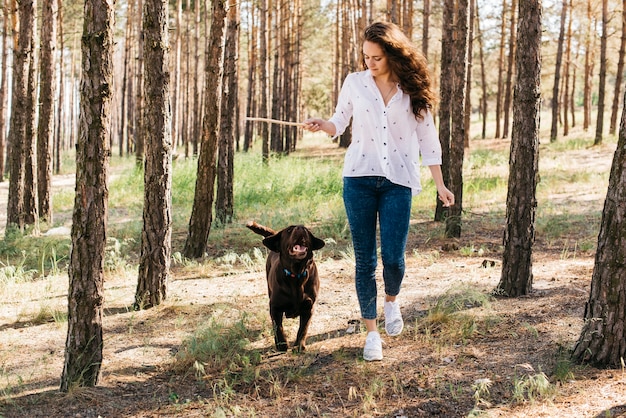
[0,129,623,418]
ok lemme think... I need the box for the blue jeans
[343,176,412,320]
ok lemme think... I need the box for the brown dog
[247,221,325,352]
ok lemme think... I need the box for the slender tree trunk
[609,0,626,136]
[594,0,608,145]
[496,0,542,297]
[0,0,9,181]
[37,0,57,224]
[192,0,201,156]
[422,0,430,57]
[135,0,145,164]
[563,0,572,137]
[119,0,134,157]
[502,0,517,139]
[495,0,507,139]
[550,0,567,142]
[60,0,114,392]
[216,1,239,225]
[55,0,64,173]
[435,0,454,222]
[477,8,488,139]
[445,0,469,238]
[463,0,475,148]
[243,3,256,152]
[23,20,38,228]
[7,0,36,232]
[183,0,227,259]
[259,0,269,163]
[135,0,172,309]
[171,0,182,152]
[583,0,594,131]
[573,78,626,367]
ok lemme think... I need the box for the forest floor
[1,137,626,417]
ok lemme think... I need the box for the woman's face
[363,41,391,78]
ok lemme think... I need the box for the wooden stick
[245,117,305,127]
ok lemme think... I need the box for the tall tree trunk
[171,0,182,152]
[183,0,227,259]
[259,0,269,163]
[563,0,573,137]
[216,1,239,225]
[463,0,475,148]
[496,0,542,297]
[7,0,36,232]
[135,0,172,309]
[477,7,488,139]
[119,0,134,157]
[435,0,454,222]
[583,0,595,131]
[243,3,257,152]
[609,0,626,136]
[135,0,145,164]
[550,0,567,142]
[0,0,9,181]
[594,0,608,145]
[55,0,64,173]
[502,0,517,139]
[573,78,626,367]
[37,0,57,224]
[60,0,114,392]
[422,0,430,57]
[445,0,469,238]
[495,0,507,139]
[192,0,201,156]
[23,22,38,227]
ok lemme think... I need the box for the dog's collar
[283,268,307,279]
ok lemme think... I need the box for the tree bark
[135,0,172,309]
[550,0,567,142]
[60,0,114,392]
[135,0,145,164]
[7,0,36,232]
[445,0,469,238]
[422,0,430,57]
[216,1,239,225]
[55,0,65,173]
[183,0,227,259]
[594,0,608,145]
[0,0,9,181]
[496,0,542,297]
[573,79,626,367]
[495,0,507,139]
[501,0,517,139]
[435,0,454,222]
[38,0,57,224]
[609,0,626,136]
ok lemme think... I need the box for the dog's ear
[262,232,282,252]
[310,233,326,251]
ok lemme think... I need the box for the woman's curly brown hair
[362,21,436,119]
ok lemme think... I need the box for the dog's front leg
[294,299,314,352]
[270,306,288,352]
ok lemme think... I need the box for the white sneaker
[363,331,383,361]
[384,300,404,336]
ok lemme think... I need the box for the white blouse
[328,70,442,196]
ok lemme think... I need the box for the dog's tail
[246,220,277,237]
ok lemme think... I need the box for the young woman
[303,21,454,361]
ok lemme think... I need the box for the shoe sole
[363,353,383,361]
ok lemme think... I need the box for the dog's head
[262,225,325,259]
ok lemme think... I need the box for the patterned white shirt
[328,70,442,196]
